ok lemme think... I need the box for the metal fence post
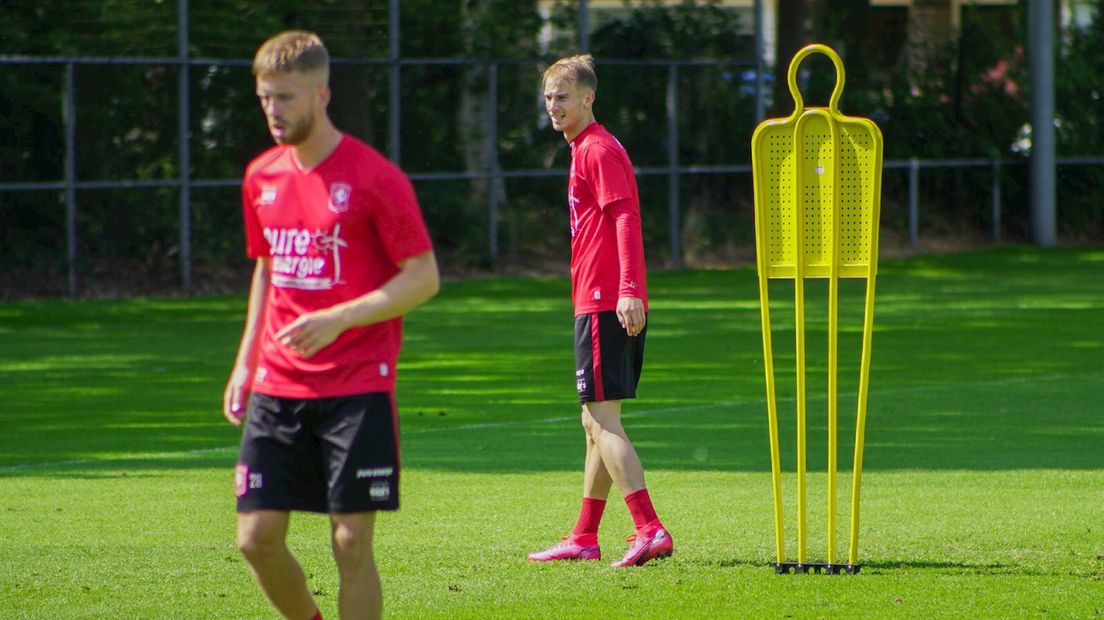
[753,0,765,122]
[578,0,589,53]
[178,0,191,294]
[667,63,681,267]
[63,62,77,297]
[908,158,919,249]
[389,0,401,164]
[487,61,499,263]
[991,156,1001,241]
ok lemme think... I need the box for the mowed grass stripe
[0,368,1093,474]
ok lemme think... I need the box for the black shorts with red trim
[235,391,400,514]
[574,310,647,404]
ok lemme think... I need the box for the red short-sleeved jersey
[567,123,648,315]
[241,134,433,398]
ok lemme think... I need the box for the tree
[771,0,810,116]
[457,0,544,261]
[1054,0,1104,236]
[905,0,954,80]
[820,0,871,94]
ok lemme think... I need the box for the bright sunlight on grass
[1,246,1102,618]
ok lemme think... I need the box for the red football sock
[309,611,322,620]
[624,488,660,534]
[571,497,607,544]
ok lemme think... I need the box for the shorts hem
[329,504,400,513]
[237,503,398,514]
[579,392,637,405]
[237,502,327,514]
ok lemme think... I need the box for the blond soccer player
[527,54,673,567]
[223,31,438,619]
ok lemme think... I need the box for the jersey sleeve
[607,198,647,299]
[580,144,635,209]
[581,143,646,298]
[241,173,267,259]
[369,166,434,265]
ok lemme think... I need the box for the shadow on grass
[716,557,1020,575]
[1,247,1102,477]
[0,449,237,479]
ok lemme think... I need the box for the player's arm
[275,250,440,359]
[223,257,271,426]
[586,143,647,336]
[607,197,647,336]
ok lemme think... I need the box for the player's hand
[223,366,251,426]
[275,308,346,359]
[616,296,646,337]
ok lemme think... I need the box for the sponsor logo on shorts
[576,368,587,394]
[370,481,391,501]
[356,466,395,479]
[235,465,262,497]
[235,464,248,497]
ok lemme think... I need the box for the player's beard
[272,107,316,146]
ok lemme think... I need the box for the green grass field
[1,246,1102,618]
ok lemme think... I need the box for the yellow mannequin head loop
[786,44,847,117]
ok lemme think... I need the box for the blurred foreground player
[528,54,673,568]
[222,31,438,619]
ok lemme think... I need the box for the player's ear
[583,88,595,109]
[318,82,331,108]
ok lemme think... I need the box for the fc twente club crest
[328,182,352,214]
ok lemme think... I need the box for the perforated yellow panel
[761,132,797,266]
[752,48,883,280]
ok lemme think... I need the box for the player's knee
[580,407,601,440]
[332,526,373,572]
[236,526,281,563]
[583,402,622,435]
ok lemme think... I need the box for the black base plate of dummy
[774,562,862,575]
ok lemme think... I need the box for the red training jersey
[567,123,648,316]
[241,134,433,398]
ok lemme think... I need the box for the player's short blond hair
[252,31,330,82]
[542,54,597,91]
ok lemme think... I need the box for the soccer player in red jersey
[222,31,439,620]
[528,54,673,568]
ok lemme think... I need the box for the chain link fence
[1,2,1100,298]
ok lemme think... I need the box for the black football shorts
[236,391,400,513]
[574,310,647,404]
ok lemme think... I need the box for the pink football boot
[610,527,673,567]
[527,535,601,562]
